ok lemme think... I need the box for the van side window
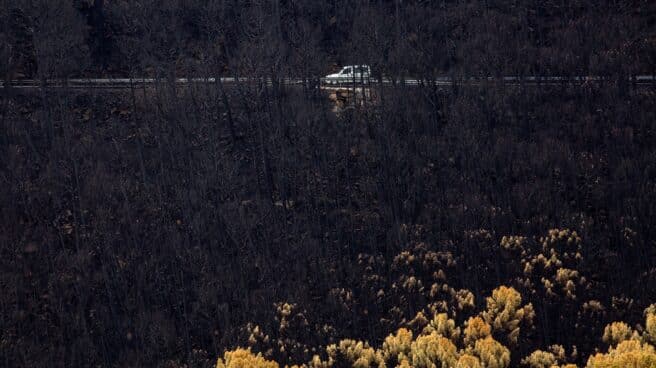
[342,68,351,75]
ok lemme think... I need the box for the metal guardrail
[1,76,654,89]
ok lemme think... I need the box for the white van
[324,65,371,84]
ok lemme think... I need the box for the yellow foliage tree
[645,304,656,345]
[422,313,460,341]
[410,332,458,368]
[216,348,279,368]
[601,322,635,346]
[381,328,413,366]
[463,317,492,346]
[482,286,535,345]
[307,354,332,368]
[327,339,384,368]
[456,353,482,368]
[586,339,656,368]
[472,336,511,368]
[520,350,557,368]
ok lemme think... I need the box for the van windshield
[341,68,351,74]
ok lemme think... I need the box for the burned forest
[1,1,656,367]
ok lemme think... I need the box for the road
[1,76,654,89]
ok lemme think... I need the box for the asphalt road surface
[1,76,654,89]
